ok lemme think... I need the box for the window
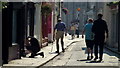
[12,10,17,43]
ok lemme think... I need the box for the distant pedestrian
[25,36,44,58]
[54,18,66,54]
[75,23,79,38]
[70,23,76,39]
[92,14,108,62]
[82,18,94,60]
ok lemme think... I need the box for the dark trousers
[94,38,104,60]
[75,29,79,35]
[26,46,40,57]
[56,36,64,52]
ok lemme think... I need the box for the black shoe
[55,51,59,53]
[62,50,65,52]
[41,52,44,58]
[97,59,102,62]
[38,52,44,58]
[87,56,90,60]
[91,56,93,60]
[94,57,98,61]
[29,56,35,58]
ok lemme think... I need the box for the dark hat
[98,13,103,17]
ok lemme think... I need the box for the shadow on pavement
[86,60,104,63]
[49,52,57,54]
[77,59,89,61]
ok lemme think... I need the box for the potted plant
[41,3,52,16]
[62,8,69,15]
[107,1,119,9]
[41,3,52,45]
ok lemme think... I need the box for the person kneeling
[25,36,44,58]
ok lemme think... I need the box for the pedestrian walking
[82,18,94,60]
[92,14,108,62]
[25,36,44,58]
[54,18,66,54]
[70,23,76,39]
[75,23,79,38]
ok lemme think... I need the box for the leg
[90,49,93,59]
[87,48,90,60]
[90,40,94,59]
[56,39,59,53]
[94,42,98,60]
[99,42,104,61]
[76,30,79,38]
[29,52,37,58]
[37,52,44,58]
[61,35,64,52]
[85,40,90,60]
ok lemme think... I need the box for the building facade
[103,1,119,52]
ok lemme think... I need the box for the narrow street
[1,1,120,67]
[42,38,120,67]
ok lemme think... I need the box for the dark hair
[88,18,93,22]
[58,20,61,22]
[98,14,103,17]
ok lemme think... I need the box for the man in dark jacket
[25,36,44,58]
[92,14,108,62]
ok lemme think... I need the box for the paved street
[43,38,120,67]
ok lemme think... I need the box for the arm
[53,24,57,41]
[92,21,96,33]
[105,21,109,38]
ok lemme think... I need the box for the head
[98,13,103,19]
[88,18,93,23]
[58,18,62,22]
[71,22,74,25]
[25,36,32,45]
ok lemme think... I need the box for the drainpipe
[0,2,2,66]
[118,1,120,52]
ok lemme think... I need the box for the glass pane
[12,10,17,43]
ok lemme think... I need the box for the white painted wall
[34,3,42,44]
[103,2,119,48]
[48,11,54,42]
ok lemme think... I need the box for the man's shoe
[91,56,93,60]
[97,59,102,62]
[55,51,59,53]
[38,52,44,58]
[94,57,98,61]
[29,56,35,58]
[87,56,90,60]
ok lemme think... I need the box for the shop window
[12,10,17,43]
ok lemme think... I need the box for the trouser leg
[94,43,98,58]
[56,39,59,52]
[99,42,104,60]
[61,36,64,51]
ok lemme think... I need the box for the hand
[82,35,84,38]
